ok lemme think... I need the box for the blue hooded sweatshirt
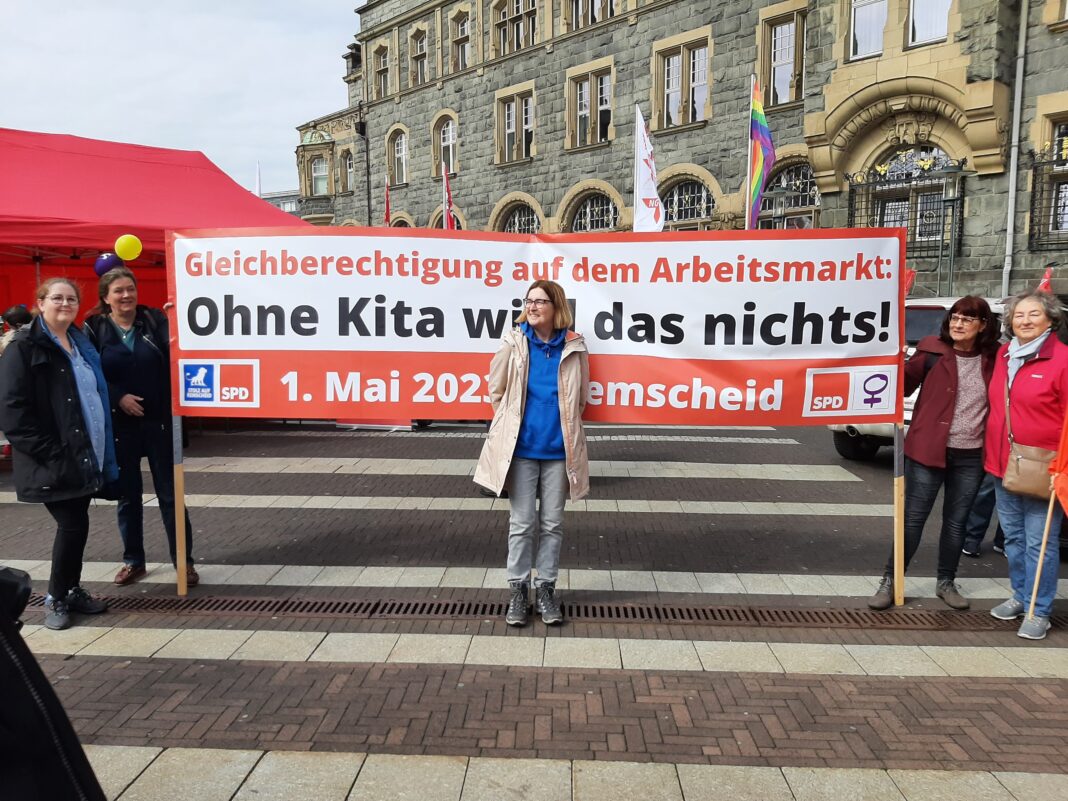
[514,323,567,460]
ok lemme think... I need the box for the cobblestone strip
[49,654,1068,772]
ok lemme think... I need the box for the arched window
[569,193,619,232]
[391,219,411,228]
[501,203,542,233]
[758,162,820,229]
[388,132,407,185]
[310,157,328,196]
[436,118,457,176]
[431,210,463,230]
[661,180,715,230]
[848,145,958,258]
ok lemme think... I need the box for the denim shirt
[42,320,107,471]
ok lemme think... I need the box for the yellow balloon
[114,234,143,262]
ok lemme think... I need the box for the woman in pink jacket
[985,290,1068,640]
[474,280,590,627]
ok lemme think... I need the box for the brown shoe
[114,564,146,585]
[936,579,969,610]
[185,564,199,587]
[868,576,893,610]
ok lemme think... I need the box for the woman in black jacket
[84,267,197,587]
[0,278,117,630]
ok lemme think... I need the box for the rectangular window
[914,191,944,241]
[391,137,407,185]
[498,92,534,162]
[1054,181,1068,232]
[311,159,328,196]
[663,54,681,127]
[522,96,534,158]
[440,121,456,175]
[1056,121,1068,167]
[878,197,909,229]
[411,35,427,86]
[504,100,516,159]
[766,12,805,106]
[909,0,952,45]
[571,0,613,30]
[375,49,389,98]
[596,74,612,142]
[576,78,590,146]
[657,42,708,129]
[688,46,707,123]
[851,0,886,59]
[454,16,470,71]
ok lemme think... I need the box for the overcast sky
[1,1,361,194]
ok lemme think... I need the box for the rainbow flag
[747,76,776,229]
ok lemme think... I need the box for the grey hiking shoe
[936,579,969,610]
[43,597,70,631]
[991,598,1026,620]
[867,576,893,611]
[506,582,528,627]
[536,583,563,625]
[66,586,108,615]
[1018,615,1051,640]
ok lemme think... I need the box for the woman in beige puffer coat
[474,280,589,627]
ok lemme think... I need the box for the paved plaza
[4,423,1068,800]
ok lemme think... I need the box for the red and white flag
[442,168,455,230]
[632,104,663,233]
[1038,264,1054,292]
[904,267,917,294]
[384,182,391,226]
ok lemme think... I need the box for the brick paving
[46,654,1068,772]
[6,422,1067,788]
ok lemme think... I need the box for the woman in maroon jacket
[869,296,1000,611]
[985,290,1068,640]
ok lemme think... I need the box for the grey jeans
[506,457,566,587]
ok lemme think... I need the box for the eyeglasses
[46,295,79,306]
[949,314,978,324]
[524,298,552,308]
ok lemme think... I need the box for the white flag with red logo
[632,104,664,233]
[442,168,455,230]
[1038,264,1054,292]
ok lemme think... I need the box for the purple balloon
[94,252,124,277]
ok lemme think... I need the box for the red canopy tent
[0,127,307,313]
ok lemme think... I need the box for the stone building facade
[295,0,1068,296]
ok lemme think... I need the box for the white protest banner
[167,227,905,425]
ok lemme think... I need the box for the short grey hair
[1003,290,1063,338]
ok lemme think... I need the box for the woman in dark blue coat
[84,267,197,587]
[0,278,117,630]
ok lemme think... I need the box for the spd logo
[179,360,260,408]
[802,366,898,417]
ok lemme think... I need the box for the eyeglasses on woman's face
[949,314,978,325]
[524,298,552,308]
[46,295,79,307]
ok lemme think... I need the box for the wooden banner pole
[173,414,188,597]
[893,422,905,606]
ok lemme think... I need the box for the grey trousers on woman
[506,457,566,587]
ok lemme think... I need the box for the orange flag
[1051,408,1068,513]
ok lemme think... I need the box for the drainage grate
[26,593,1045,632]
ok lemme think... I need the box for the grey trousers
[506,457,566,587]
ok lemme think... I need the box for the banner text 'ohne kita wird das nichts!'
[166,226,905,426]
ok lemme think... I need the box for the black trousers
[883,448,985,581]
[42,496,92,601]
